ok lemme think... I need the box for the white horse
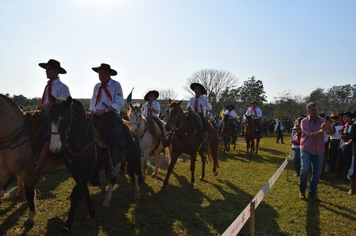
[129,103,171,180]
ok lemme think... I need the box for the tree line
[4,69,356,121]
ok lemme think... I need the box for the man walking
[299,102,331,200]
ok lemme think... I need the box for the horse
[0,94,63,226]
[129,103,172,180]
[244,115,260,156]
[48,95,143,235]
[163,100,219,189]
[220,114,238,152]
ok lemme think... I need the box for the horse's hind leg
[162,152,179,189]
[199,150,206,181]
[189,152,197,186]
[151,149,161,178]
[15,175,24,200]
[142,149,149,181]
[0,172,13,202]
[102,178,115,208]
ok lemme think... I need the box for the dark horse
[48,95,143,235]
[244,115,260,156]
[163,100,219,189]
[220,114,238,152]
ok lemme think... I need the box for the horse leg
[15,175,24,200]
[151,149,161,178]
[162,151,179,189]
[83,183,96,223]
[23,182,36,227]
[102,178,115,208]
[133,173,140,199]
[59,182,87,235]
[199,150,206,181]
[255,139,260,155]
[0,171,12,203]
[189,152,197,186]
[246,139,250,156]
[142,149,149,181]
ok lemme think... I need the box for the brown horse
[163,100,219,189]
[0,94,63,226]
[220,114,238,152]
[244,115,260,156]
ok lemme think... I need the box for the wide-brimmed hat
[190,83,207,95]
[144,90,159,101]
[340,111,353,117]
[226,105,235,110]
[39,59,67,74]
[330,113,339,119]
[92,63,117,76]
[293,124,301,130]
[251,101,258,104]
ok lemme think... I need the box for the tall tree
[234,76,267,111]
[184,69,238,106]
[273,91,306,119]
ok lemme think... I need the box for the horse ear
[177,99,183,106]
[66,95,73,108]
[49,94,57,103]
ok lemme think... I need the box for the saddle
[145,117,162,139]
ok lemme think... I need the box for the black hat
[144,90,159,101]
[190,83,207,95]
[226,105,235,110]
[39,59,66,74]
[340,111,353,118]
[92,63,117,76]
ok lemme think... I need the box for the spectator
[336,111,354,179]
[275,118,284,144]
[325,113,343,174]
[291,125,302,176]
[346,111,356,194]
[299,102,331,200]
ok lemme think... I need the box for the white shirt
[143,100,160,118]
[42,78,70,104]
[274,120,284,132]
[187,95,212,114]
[245,107,262,119]
[223,110,236,119]
[330,123,343,140]
[90,78,124,113]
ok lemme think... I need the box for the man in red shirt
[299,102,331,200]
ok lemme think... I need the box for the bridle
[130,109,146,140]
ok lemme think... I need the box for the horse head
[129,103,144,133]
[48,94,89,154]
[165,100,184,132]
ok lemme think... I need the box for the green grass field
[1,134,355,235]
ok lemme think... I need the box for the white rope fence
[222,150,293,236]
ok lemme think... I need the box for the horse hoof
[151,173,158,178]
[214,171,218,176]
[85,215,95,223]
[15,195,23,201]
[199,176,205,181]
[24,218,34,227]
[102,202,110,209]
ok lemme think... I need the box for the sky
[0,0,355,103]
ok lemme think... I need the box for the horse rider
[187,82,211,148]
[245,100,263,138]
[90,63,125,179]
[223,105,238,132]
[30,59,71,177]
[143,90,169,147]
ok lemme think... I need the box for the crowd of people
[289,103,356,200]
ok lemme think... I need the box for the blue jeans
[293,148,301,166]
[299,150,324,194]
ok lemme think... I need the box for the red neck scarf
[341,121,352,135]
[41,78,58,104]
[252,107,257,115]
[194,96,199,112]
[148,101,153,117]
[94,83,112,107]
